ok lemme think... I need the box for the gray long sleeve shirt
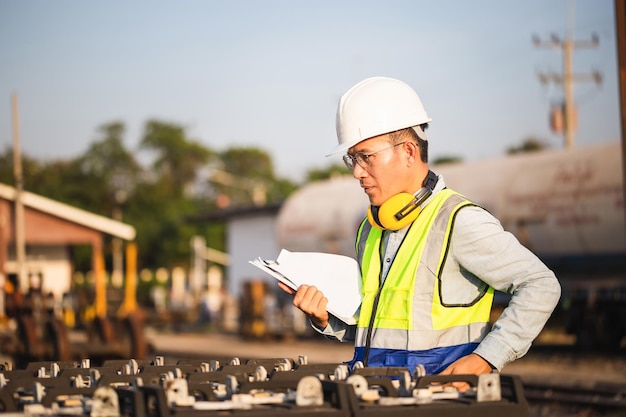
[316,175,561,371]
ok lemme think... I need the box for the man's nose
[352,163,366,179]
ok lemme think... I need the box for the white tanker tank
[435,140,625,263]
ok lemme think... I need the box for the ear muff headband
[367,170,437,231]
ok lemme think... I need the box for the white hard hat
[327,76,431,156]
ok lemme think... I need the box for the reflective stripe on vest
[355,189,494,353]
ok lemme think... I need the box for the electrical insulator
[550,105,564,134]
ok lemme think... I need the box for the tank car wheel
[594,307,624,350]
[92,316,115,344]
[121,312,148,359]
[44,319,72,361]
[15,314,42,366]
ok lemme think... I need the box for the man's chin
[363,190,379,205]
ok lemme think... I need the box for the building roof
[0,183,136,241]
[189,202,283,222]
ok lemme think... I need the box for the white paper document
[249,249,362,325]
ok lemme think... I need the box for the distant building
[0,183,136,311]
[195,203,281,298]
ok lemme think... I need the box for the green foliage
[507,137,549,154]
[305,163,351,182]
[80,122,142,195]
[267,177,298,204]
[140,120,215,196]
[432,156,463,165]
[207,147,298,207]
[1,119,295,273]
[220,147,274,179]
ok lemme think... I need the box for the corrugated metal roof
[0,183,136,241]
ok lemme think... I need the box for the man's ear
[404,140,420,164]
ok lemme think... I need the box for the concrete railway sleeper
[0,355,531,416]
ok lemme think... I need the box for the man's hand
[277,282,330,329]
[438,353,493,392]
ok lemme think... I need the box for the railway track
[523,379,626,416]
[150,359,626,415]
[147,332,626,417]
[0,329,623,415]
[0,347,624,416]
[0,355,529,416]
[151,350,626,417]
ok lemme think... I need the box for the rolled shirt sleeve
[311,313,357,342]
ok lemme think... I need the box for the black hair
[389,125,429,162]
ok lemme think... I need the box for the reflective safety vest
[349,189,494,374]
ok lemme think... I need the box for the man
[279,76,561,379]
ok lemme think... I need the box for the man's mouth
[361,184,373,193]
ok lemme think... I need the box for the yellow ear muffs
[366,170,438,231]
[367,206,385,230]
[368,193,423,231]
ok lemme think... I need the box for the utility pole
[12,93,28,294]
[111,189,127,288]
[533,0,602,149]
[615,0,626,238]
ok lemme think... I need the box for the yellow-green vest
[349,189,494,373]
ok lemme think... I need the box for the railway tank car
[276,140,626,349]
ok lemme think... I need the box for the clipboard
[249,249,361,325]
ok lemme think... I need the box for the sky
[0,0,620,183]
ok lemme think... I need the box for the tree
[0,119,303,271]
[0,148,43,188]
[207,147,297,207]
[77,122,142,214]
[507,138,548,154]
[305,163,351,182]
[140,120,214,197]
[432,156,463,165]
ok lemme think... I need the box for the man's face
[347,134,410,206]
